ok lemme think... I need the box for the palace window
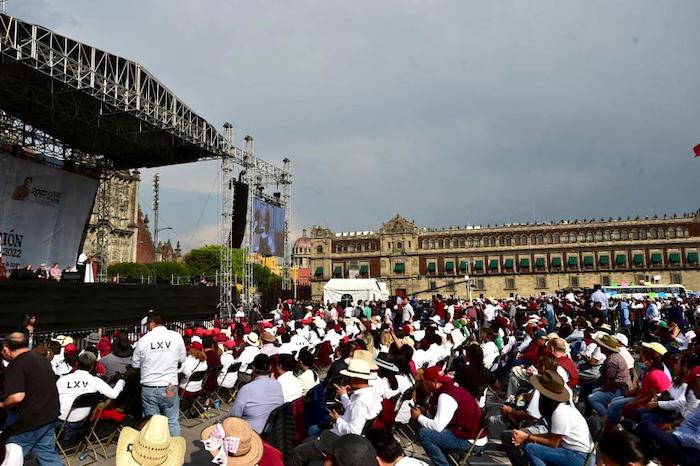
[316,245,323,254]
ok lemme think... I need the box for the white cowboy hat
[340,358,377,380]
[116,415,185,466]
[243,333,259,347]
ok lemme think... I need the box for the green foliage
[153,261,189,279]
[183,245,245,279]
[108,262,151,279]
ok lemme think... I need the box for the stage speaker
[230,180,249,248]
[61,271,82,282]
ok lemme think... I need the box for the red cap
[300,318,313,325]
[224,340,236,349]
[64,343,78,355]
[214,319,222,328]
[184,329,194,338]
[204,329,213,337]
[215,333,227,343]
[194,327,206,337]
[287,299,293,305]
[684,366,700,383]
[191,342,204,351]
[423,366,451,383]
[212,328,221,335]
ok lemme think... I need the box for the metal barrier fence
[31,318,215,349]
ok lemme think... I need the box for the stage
[0,280,218,332]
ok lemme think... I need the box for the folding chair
[82,398,123,459]
[361,416,378,435]
[179,369,208,426]
[55,392,104,466]
[192,366,223,418]
[446,406,489,466]
[215,362,242,406]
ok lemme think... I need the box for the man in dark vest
[412,366,486,466]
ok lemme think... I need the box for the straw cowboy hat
[341,356,377,380]
[642,342,668,356]
[595,333,620,353]
[200,417,263,466]
[529,370,569,402]
[243,332,259,347]
[116,415,185,466]
[344,349,378,370]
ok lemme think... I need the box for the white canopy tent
[322,278,389,305]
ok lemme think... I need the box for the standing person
[591,284,609,323]
[131,311,186,436]
[0,332,63,464]
[617,298,631,335]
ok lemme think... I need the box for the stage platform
[0,280,218,332]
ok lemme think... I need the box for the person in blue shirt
[617,299,631,335]
[544,300,556,333]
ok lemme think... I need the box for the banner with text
[0,152,99,270]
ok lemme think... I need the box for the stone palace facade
[309,212,700,300]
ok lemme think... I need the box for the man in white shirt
[289,356,382,466]
[412,366,486,466]
[402,302,415,323]
[275,354,303,402]
[131,311,186,436]
[57,352,125,442]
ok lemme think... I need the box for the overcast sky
[15,1,700,250]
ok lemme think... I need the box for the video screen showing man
[251,199,284,257]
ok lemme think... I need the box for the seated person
[412,366,486,466]
[275,354,303,403]
[289,354,382,466]
[230,354,284,434]
[366,428,429,466]
[178,342,208,396]
[633,365,700,466]
[217,340,238,389]
[100,334,133,377]
[506,370,592,466]
[56,352,125,442]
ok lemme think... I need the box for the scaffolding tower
[242,136,256,310]
[219,123,235,319]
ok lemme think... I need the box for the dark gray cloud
[13,0,700,247]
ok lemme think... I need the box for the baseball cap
[683,366,700,383]
[190,342,203,352]
[423,366,451,384]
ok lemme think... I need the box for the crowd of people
[0,286,698,465]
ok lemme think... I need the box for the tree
[153,261,190,280]
[108,262,151,279]
[183,245,245,280]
